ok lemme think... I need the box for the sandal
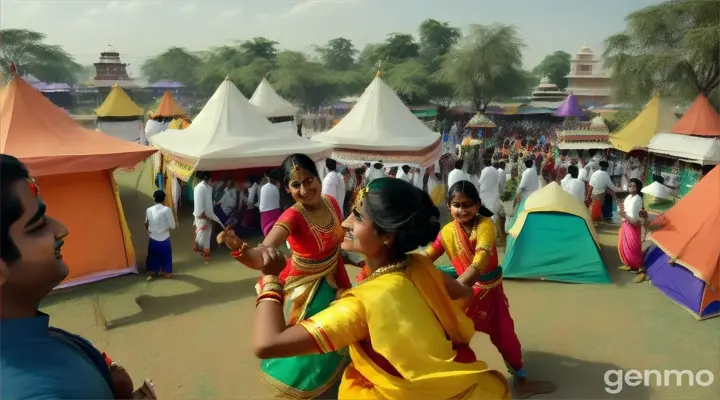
[617,265,632,271]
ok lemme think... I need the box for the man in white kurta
[563,165,586,203]
[321,159,346,216]
[478,161,501,220]
[517,159,540,201]
[366,162,387,182]
[193,172,222,259]
[412,167,425,190]
[447,159,470,190]
[395,165,413,183]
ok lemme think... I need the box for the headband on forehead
[289,160,309,182]
[27,178,40,198]
[353,185,369,211]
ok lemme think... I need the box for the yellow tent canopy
[96,83,144,117]
[509,182,600,246]
[154,90,185,118]
[609,94,679,153]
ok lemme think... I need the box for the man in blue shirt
[0,154,145,399]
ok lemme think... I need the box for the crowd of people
[1,141,651,398]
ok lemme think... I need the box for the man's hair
[499,161,506,169]
[568,165,579,178]
[454,159,464,169]
[153,190,166,203]
[1,154,30,263]
[325,158,337,171]
[599,161,609,170]
[401,165,410,174]
[524,159,534,168]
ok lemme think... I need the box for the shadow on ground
[105,275,258,330]
[522,351,652,399]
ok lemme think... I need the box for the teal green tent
[502,183,610,284]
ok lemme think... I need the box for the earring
[383,240,389,246]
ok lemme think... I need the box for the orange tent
[646,165,720,318]
[154,90,185,118]
[670,93,720,137]
[0,75,156,288]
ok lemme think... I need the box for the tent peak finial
[375,70,382,78]
[9,62,17,75]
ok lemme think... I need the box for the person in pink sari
[617,178,648,283]
[259,170,283,237]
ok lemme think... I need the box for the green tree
[140,47,203,87]
[239,37,279,62]
[603,0,719,106]
[418,19,461,70]
[440,24,527,112]
[357,43,383,71]
[317,37,357,70]
[376,33,420,64]
[532,50,571,89]
[0,29,81,83]
[384,59,432,105]
[271,51,338,110]
[230,58,274,96]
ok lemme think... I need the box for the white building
[565,44,613,107]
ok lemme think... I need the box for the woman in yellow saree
[244,178,510,399]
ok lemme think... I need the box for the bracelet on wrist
[230,242,248,258]
[256,297,282,307]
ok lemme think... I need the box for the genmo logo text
[604,369,715,394]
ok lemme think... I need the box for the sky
[2,0,667,77]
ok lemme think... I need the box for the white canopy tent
[249,77,299,119]
[149,78,330,171]
[311,74,441,167]
[648,133,720,165]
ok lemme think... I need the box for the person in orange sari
[229,178,511,400]
[425,181,556,398]
[218,153,351,398]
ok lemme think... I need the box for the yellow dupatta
[339,254,510,399]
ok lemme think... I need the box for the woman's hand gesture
[217,224,243,251]
[259,247,286,276]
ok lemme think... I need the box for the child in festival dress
[424,180,556,399]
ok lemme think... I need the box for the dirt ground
[41,165,720,399]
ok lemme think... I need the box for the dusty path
[41,167,719,399]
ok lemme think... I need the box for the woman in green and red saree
[218,153,351,399]
[424,180,556,399]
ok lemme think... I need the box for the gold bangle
[262,274,282,286]
[258,290,283,302]
[256,297,282,307]
[262,283,284,293]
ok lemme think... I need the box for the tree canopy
[603,0,719,106]
[532,50,571,89]
[0,29,82,83]
[440,24,529,111]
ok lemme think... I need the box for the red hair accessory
[27,178,40,197]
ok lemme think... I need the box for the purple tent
[553,94,584,117]
[645,245,720,319]
[151,80,184,89]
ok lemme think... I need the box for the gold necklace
[364,261,407,282]
[298,198,335,233]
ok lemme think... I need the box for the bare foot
[618,265,632,271]
[515,377,556,399]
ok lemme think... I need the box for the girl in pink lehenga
[617,178,648,283]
